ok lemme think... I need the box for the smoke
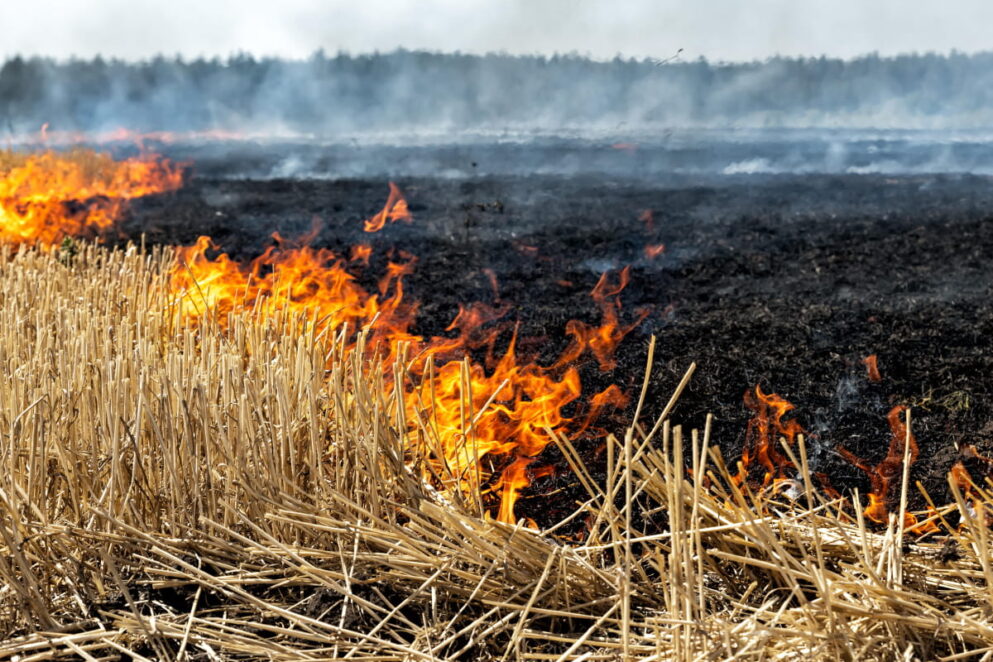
[4,0,993,63]
[155,130,993,181]
[6,50,993,178]
[6,51,993,140]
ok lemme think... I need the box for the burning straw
[1,243,993,660]
[0,147,182,246]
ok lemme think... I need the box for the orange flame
[350,244,373,266]
[836,406,935,531]
[0,148,183,246]
[363,182,412,232]
[172,233,417,352]
[951,460,977,518]
[644,244,666,259]
[734,386,803,488]
[555,267,649,372]
[171,195,644,524]
[863,354,882,382]
[950,445,993,527]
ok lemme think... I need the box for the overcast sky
[2,0,991,63]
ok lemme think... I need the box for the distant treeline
[2,50,992,134]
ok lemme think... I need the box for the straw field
[0,242,992,661]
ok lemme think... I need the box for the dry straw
[0,242,990,660]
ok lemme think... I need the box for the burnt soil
[123,170,993,526]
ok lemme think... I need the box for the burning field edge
[0,242,992,660]
[4,146,993,659]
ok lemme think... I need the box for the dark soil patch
[124,170,993,526]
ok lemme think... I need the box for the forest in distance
[2,49,993,135]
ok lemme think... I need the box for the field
[2,144,993,659]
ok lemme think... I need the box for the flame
[951,458,973,492]
[950,444,993,527]
[0,148,183,246]
[350,244,373,266]
[836,405,935,531]
[863,354,882,382]
[494,457,535,524]
[363,182,411,233]
[734,386,803,488]
[171,194,644,524]
[555,267,649,372]
[173,233,417,352]
[644,244,666,259]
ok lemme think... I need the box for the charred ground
[125,166,993,522]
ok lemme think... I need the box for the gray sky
[2,0,991,62]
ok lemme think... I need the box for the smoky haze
[2,0,993,63]
[3,51,993,139]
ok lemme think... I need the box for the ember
[644,243,666,259]
[864,353,882,382]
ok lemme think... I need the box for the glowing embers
[863,354,882,383]
[733,386,803,489]
[644,244,666,260]
[0,148,183,246]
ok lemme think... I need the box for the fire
[363,182,412,233]
[950,444,993,526]
[555,267,650,372]
[350,244,373,266]
[863,354,882,382]
[644,243,666,259]
[0,148,183,246]
[734,386,803,488]
[172,233,417,351]
[414,335,585,512]
[171,192,642,524]
[836,406,935,532]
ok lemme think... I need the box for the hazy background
[5,0,993,178]
[1,0,991,63]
